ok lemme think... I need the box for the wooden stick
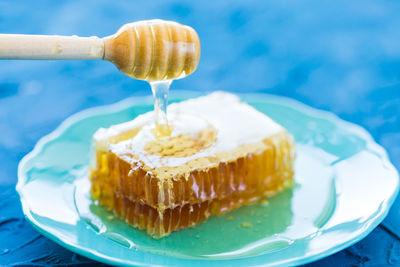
[0,34,104,60]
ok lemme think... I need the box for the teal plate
[17,91,399,266]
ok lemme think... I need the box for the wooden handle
[0,34,104,60]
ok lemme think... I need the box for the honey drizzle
[150,80,172,137]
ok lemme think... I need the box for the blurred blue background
[1,0,400,266]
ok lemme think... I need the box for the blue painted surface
[0,0,399,266]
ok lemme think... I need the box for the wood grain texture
[0,34,104,59]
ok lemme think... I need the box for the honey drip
[150,80,172,138]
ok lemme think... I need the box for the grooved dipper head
[104,20,201,81]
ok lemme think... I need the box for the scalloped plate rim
[16,91,399,267]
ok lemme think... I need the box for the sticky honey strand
[90,131,295,237]
[103,20,200,81]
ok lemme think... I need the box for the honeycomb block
[89,92,295,238]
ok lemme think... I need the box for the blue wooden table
[1,1,400,266]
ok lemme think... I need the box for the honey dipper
[0,19,200,81]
